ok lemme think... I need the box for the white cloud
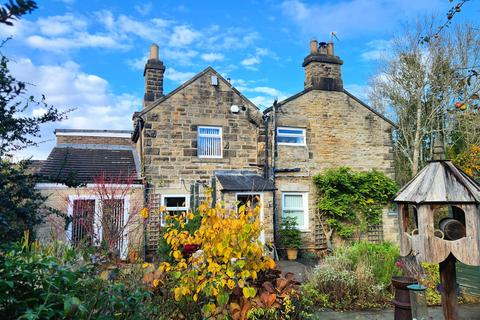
[36,14,87,36]
[280,0,445,38]
[345,83,370,102]
[165,68,195,83]
[26,33,126,52]
[249,96,274,109]
[169,25,200,47]
[201,53,224,62]
[241,56,260,67]
[361,39,392,61]
[241,48,271,70]
[9,58,140,159]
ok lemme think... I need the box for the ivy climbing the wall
[313,167,398,239]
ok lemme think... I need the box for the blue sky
[2,0,478,159]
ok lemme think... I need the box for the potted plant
[278,217,302,260]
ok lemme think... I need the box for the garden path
[276,260,312,282]
[315,303,480,320]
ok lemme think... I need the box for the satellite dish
[230,105,240,113]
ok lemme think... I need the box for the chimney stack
[143,43,165,108]
[302,39,343,91]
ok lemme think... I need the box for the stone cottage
[132,44,275,254]
[263,40,397,250]
[133,41,397,255]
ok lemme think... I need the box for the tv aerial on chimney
[330,31,339,42]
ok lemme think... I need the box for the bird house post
[394,138,480,320]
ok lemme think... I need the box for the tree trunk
[412,97,423,175]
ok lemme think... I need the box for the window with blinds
[282,192,309,230]
[198,126,222,158]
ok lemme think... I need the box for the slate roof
[394,160,480,204]
[215,170,275,192]
[39,147,139,184]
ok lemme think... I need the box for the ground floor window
[68,196,129,258]
[71,199,95,246]
[282,192,308,230]
[161,194,190,226]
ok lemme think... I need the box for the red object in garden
[391,276,417,320]
[182,244,199,257]
[454,101,463,108]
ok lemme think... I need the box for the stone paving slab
[276,260,312,282]
[314,304,480,320]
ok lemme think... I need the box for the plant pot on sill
[286,248,298,261]
[391,276,418,320]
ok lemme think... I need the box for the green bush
[0,236,159,319]
[278,216,302,249]
[421,263,441,305]
[302,241,400,310]
[313,167,398,239]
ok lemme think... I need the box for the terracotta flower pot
[286,248,298,261]
[391,276,418,320]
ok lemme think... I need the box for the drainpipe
[271,100,278,246]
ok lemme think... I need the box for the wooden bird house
[394,137,480,320]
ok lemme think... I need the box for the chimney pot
[149,43,159,60]
[309,39,318,54]
[326,42,334,55]
[318,42,327,54]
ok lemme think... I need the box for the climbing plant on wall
[313,167,398,239]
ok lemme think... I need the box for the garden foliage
[313,167,398,239]
[0,233,159,319]
[302,241,400,310]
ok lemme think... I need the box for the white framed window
[198,126,222,158]
[277,127,306,146]
[160,194,190,226]
[282,192,309,231]
[67,195,129,259]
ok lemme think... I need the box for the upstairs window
[198,126,222,158]
[277,127,306,146]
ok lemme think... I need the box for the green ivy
[313,167,398,239]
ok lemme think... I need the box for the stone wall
[141,70,264,193]
[268,89,396,249]
[56,135,133,146]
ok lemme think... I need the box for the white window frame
[236,192,265,244]
[67,195,129,259]
[160,194,190,227]
[281,192,309,231]
[277,127,306,146]
[197,126,223,158]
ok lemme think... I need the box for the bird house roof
[394,160,480,204]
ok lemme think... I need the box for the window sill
[277,143,307,147]
[192,158,230,163]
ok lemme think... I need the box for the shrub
[0,234,158,319]
[302,241,400,310]
[278,216,302,249]
[157,191,276,318]
[420,263,441,305]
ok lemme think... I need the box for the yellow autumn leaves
[157,191,275,316]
